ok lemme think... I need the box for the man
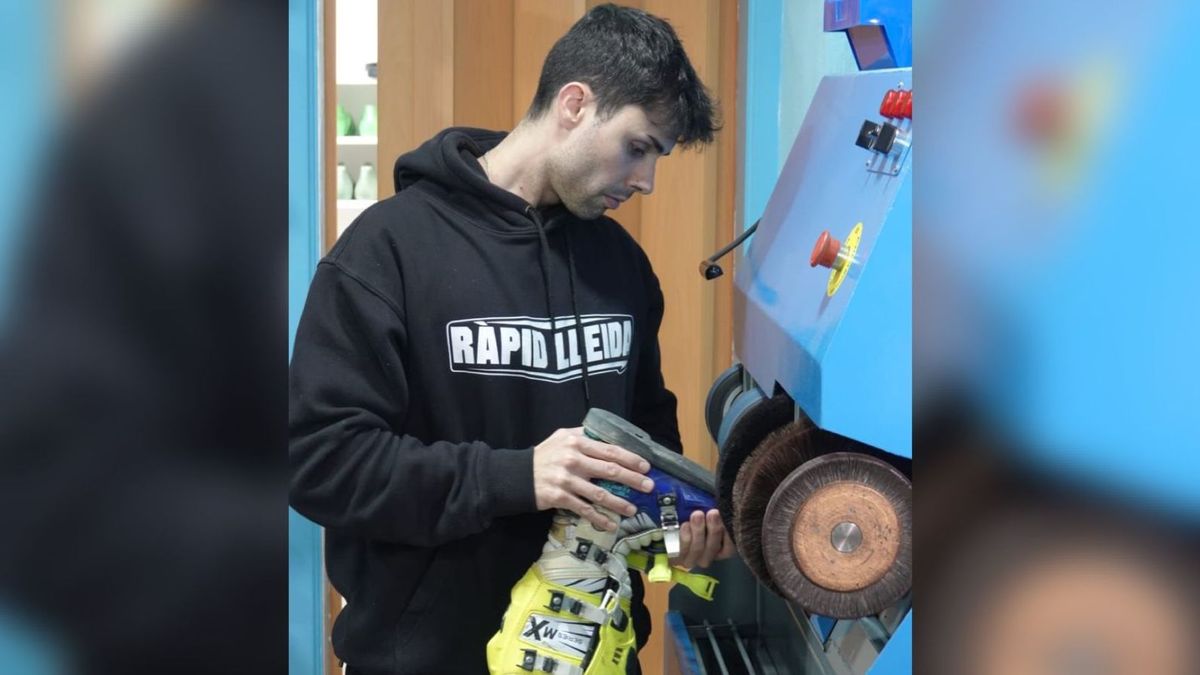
[290,5,733,673]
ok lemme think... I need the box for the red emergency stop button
[880,88,912,119]
[880,89,900,118]
[810,230,842,268]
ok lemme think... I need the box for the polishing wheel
[714,391,797,545]
[762,452,912,618]
[729,421,819,594]
[728,420,904,597]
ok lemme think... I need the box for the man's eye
[629,145,646,158]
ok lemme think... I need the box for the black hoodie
[289,128,681,673]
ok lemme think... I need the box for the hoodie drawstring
[563,225,592,409]
[527,207,592,412]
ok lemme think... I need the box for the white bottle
[355,163,377,201]
[337,163,355,200]
[359,104,378,137]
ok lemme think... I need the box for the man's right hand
[533,427,655,531]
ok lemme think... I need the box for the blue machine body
[727,3,913,672]
[674,2,913,672]
[730,63,913,675]
[824,0,912,70]
[734,68,912,460]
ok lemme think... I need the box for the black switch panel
[856,119,902,154]
[875,122,900,154]
[856,119,882,151]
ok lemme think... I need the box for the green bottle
[337,103,358,136]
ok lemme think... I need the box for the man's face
[548,104,677,220]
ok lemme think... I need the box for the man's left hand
[672,509,736,569]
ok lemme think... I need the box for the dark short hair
[527,3,719,149]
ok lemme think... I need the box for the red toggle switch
[880,89,900,118]
[900,90,912,119]
[810,230,842,268]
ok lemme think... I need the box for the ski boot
[486,409,719,674]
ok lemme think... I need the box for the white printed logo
[520,613,597,657]
[445,314,633,382]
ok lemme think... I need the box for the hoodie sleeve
[288,260,537,545]
[630,264,683,454]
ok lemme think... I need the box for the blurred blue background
[0,2,56,672]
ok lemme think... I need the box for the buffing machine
[668,2,912,672]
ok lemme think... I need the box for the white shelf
[337,79,377,87]
[337,136,377,146]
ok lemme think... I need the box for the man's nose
[630,162,656,195]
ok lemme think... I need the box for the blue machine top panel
[825,0,912,69]
[735,68,911,456]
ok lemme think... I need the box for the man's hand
[533,427,654,531]
[673,509,736,569]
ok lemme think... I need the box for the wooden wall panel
[322,0,337,252]
[378,0,454,199]
[587,0,641,11]
[609,194,643,242]
[454,0,516,129]
[512,0,585,123]
[713,0,738,450]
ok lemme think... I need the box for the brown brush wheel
[715,392,797,544]
[730,421,819,593]
[731,422,894,595]
[762,452,912,619]
[729,444,765,525]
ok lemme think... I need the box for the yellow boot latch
[629,552,718,601]
[648,553,672,584]
[671,567,717,601]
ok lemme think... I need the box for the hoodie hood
[392,127,570,234]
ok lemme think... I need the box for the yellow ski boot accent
[648,553,672,584]
[626,551,717,600]
[487,565,635,675]
[671,568,718,601]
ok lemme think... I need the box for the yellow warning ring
[826,222,862,296]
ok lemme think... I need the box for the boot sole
[583,408,716,495]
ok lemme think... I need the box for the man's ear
[554,82,593,130]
